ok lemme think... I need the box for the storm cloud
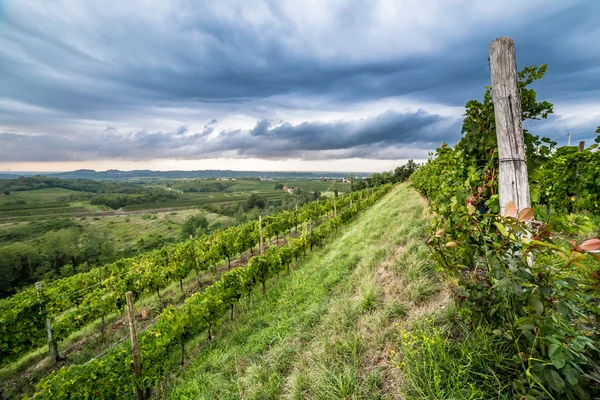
[0,0,599,169]
[0,109,459,162]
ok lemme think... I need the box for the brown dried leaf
[518,208,534,222]
[504,200,517,217]
[445,241,457,249]
[435,229,446,238]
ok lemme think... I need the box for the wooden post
[309,217,313,251]
[578,141,585,151]
[333,198,337,218]
[126,292,144,400]
[488,37,531,214]
[259,215,264,255]
[350,199,353,208]
[99,265,105,334]
[35,282,60,362]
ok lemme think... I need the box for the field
[164,184,440,399]
[0,178,351,297]
[0,184,385,399]
[0,179,348,219]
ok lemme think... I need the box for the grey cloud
[0,1,598,121]
[176,124,188,135]
[0,0,598,165]
[0,109,460,162]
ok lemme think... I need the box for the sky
[0,0,599,173]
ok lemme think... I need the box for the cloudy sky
[1,0,599,172]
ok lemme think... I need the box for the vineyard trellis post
[259,215,264,255]
[333,198,337,218]
[578,141,585,151]
[99,265,105,334]
[126,291,144,400]
[309,217,313,251]
[35,282,60,363]
[488,36,531,214]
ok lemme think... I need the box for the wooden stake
[488,37,531,214]
[259,215,264,255]
[578,141,585,151]
[99,266,105,334]
[309,217,313,251]
[333,198,337,218]
[126,291,144,400]
[35,282,60,363]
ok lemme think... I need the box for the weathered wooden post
[333,198,337,218]
[98,265,106,334]
[488,36,531,214]
[35,282,60,362]
[259,215,264,255]
[126,291,144,400]
[309,217,313,251]
[578,141,585,151]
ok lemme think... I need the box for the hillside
[162,184,444,398]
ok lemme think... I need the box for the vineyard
[1,37,600,400]
[409,43,600,399]
[0,185,392,398]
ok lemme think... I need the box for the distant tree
[2,190,9,195]
[41,228,80,275]
[0,243,43,297]
[246,193,268,210]
[274,183,284,190]
[313,191,321,201]
[181,214,209,238]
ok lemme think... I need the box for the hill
[0,169,370,181]
[163,184,445,398]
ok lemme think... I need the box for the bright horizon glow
[0,158,426,174]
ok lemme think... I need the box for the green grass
[162,184,441,399]
[0,188,82,204]
[81,209,233,252]
[395,314,515,400]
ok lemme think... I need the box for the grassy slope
[0,210,233,251]
[164,184,443,399]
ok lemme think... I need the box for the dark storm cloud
[1,1,598,117]
[0,109,459,162]
[0,0,598,163]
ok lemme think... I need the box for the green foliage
[538,146,600,214]
[1,186,389,364]
[180,214,209,239]
[31,185,392,399]
[352,160,417,191]
[411,65,600,398]
[429,202,600,399]
[396,320,515,399]
[89,189,179,209]
[246,193,268,210]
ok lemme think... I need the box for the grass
[82,209,232,252]
[394,314,515,400]
[162,184,444,399]
[1,184,521,399]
